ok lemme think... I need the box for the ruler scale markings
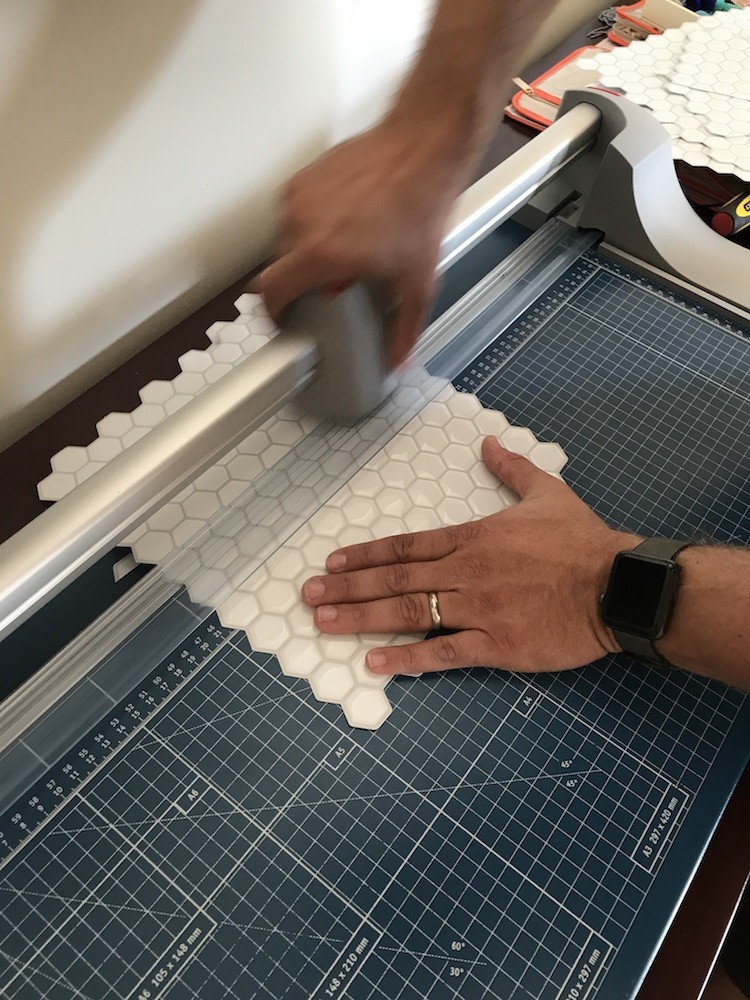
[304,697,521,1000]
[139,723,386,999]
[0,620,233,870]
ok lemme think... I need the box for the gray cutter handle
[0,102,602,642]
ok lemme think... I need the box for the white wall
[0,0,598,450]
[0,0,432,449]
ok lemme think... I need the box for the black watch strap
[611,538,689,668]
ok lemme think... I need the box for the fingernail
[304,578,325,600]
[367,651,387,670]
[317,605,337,623]
[327,552,346,571]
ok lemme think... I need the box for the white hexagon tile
[576,9,750,180]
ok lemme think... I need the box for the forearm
[656,546,750,689]
[386,0,559,192]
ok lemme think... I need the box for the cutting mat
[1,248,749,1000]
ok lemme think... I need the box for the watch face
[601,552,680,639]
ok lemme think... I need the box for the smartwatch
[600,538,689,668]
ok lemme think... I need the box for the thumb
[252,247,346,323]
[481,435,553,500]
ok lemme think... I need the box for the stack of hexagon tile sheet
[576,9,750,180]
[38,295,568,730]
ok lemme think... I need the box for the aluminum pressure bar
[441,102,601,273]
[0,103,602,641]
[0,335,317,641]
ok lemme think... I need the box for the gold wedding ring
[428,592,442,629]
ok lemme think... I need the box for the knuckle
[301,236,333,267]
[462,554,491,582]
[489,624,515,660]
[391,533,416,561]
[384,562,409,594]
[445,525,464,550]
[279,202,297,230]
[462,520,484,543]
[437,638,460,666]
[505,450,530,471]
[447,521,482,550]
[350,602,368,628]
[398,593,423,627]
[401,645,417,673]
[282,175,299,199]
[471,641,494,669]
[336,574,354,601]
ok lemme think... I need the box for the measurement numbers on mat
[322,936,372,998]
[0,619,228,863]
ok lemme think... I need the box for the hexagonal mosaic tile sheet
[146,365,446,611]
[37,297,568,730]
[576,9,750,179]
[39,294,322,563]
[215,386,567,730]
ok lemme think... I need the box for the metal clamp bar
[439,102,601,273]
[0,103,602,643]
[0,335,317,641]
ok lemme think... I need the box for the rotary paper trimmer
[0,90,749,1000]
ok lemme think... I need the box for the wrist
[653,545,700,672]
[366,119,468,233]
[382,97,487,197]
[591,531,643,656]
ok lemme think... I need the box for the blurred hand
[253,120,464,368]
[302,436,639,675]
